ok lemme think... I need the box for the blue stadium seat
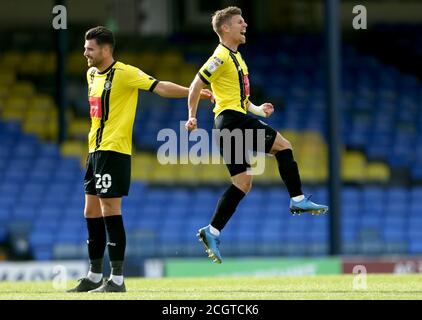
[32,248,54,261]
[307,229,328,244]
[29,232,55,247]
[408,238,422,254]
[38,143,61,159]
[342,187,361,203]
[32,220,60,233]
[266,202,285,217]
[145,189,168,204]
[360,215,382,229]
[37,204,62,220]
[386,187,408,203]
[164,204,187,220]
[12,206,37,220]
[343,203,362,216]
[56,230,85,243]
[237,203,263,218]
[382,227,406,243]
[169,189,191,204]
[233,227,258,243]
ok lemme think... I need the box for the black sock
[86,217,106,274]
[210,184,246,231]
[275,149,303,198]
[110,260,124,276]
[103,215,126,275]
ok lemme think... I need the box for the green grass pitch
[1,275,422,300]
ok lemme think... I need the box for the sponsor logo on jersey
[89,96,102,118]
[207,56,224,73]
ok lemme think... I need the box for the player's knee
[84,209,102,219]
[84,195,102,218]
[282,139,293,150]
[234,179,252,194]
[100,199,121,215]
[100,202,113,214]
[271,134,292,153]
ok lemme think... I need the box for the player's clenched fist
[262,103,274,117]
[185,117,197,131]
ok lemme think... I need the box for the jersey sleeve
[126,66,159,91]
[198,53,226,85]
[86,67,95,84]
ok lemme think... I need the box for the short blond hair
[211,6,242,36]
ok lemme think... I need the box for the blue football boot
[197,226,222,264]
[290,195,329,215]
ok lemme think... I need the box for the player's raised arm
[152,81,188,98]
[152,80,213,101]
[186,74,207,131]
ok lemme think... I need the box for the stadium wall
[2,256,422,281]
[0,260,87,281]
[144,257,422,278]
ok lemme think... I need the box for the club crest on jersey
[104,80,112,91]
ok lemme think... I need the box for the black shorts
[84,151,131,198]
[214,110,278,176]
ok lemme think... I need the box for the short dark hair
[85,26,115,50]
[212,6,242,36]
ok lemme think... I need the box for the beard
[87,57,102,68]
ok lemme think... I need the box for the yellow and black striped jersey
[198,43,249,117]
[87,61,158,155]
